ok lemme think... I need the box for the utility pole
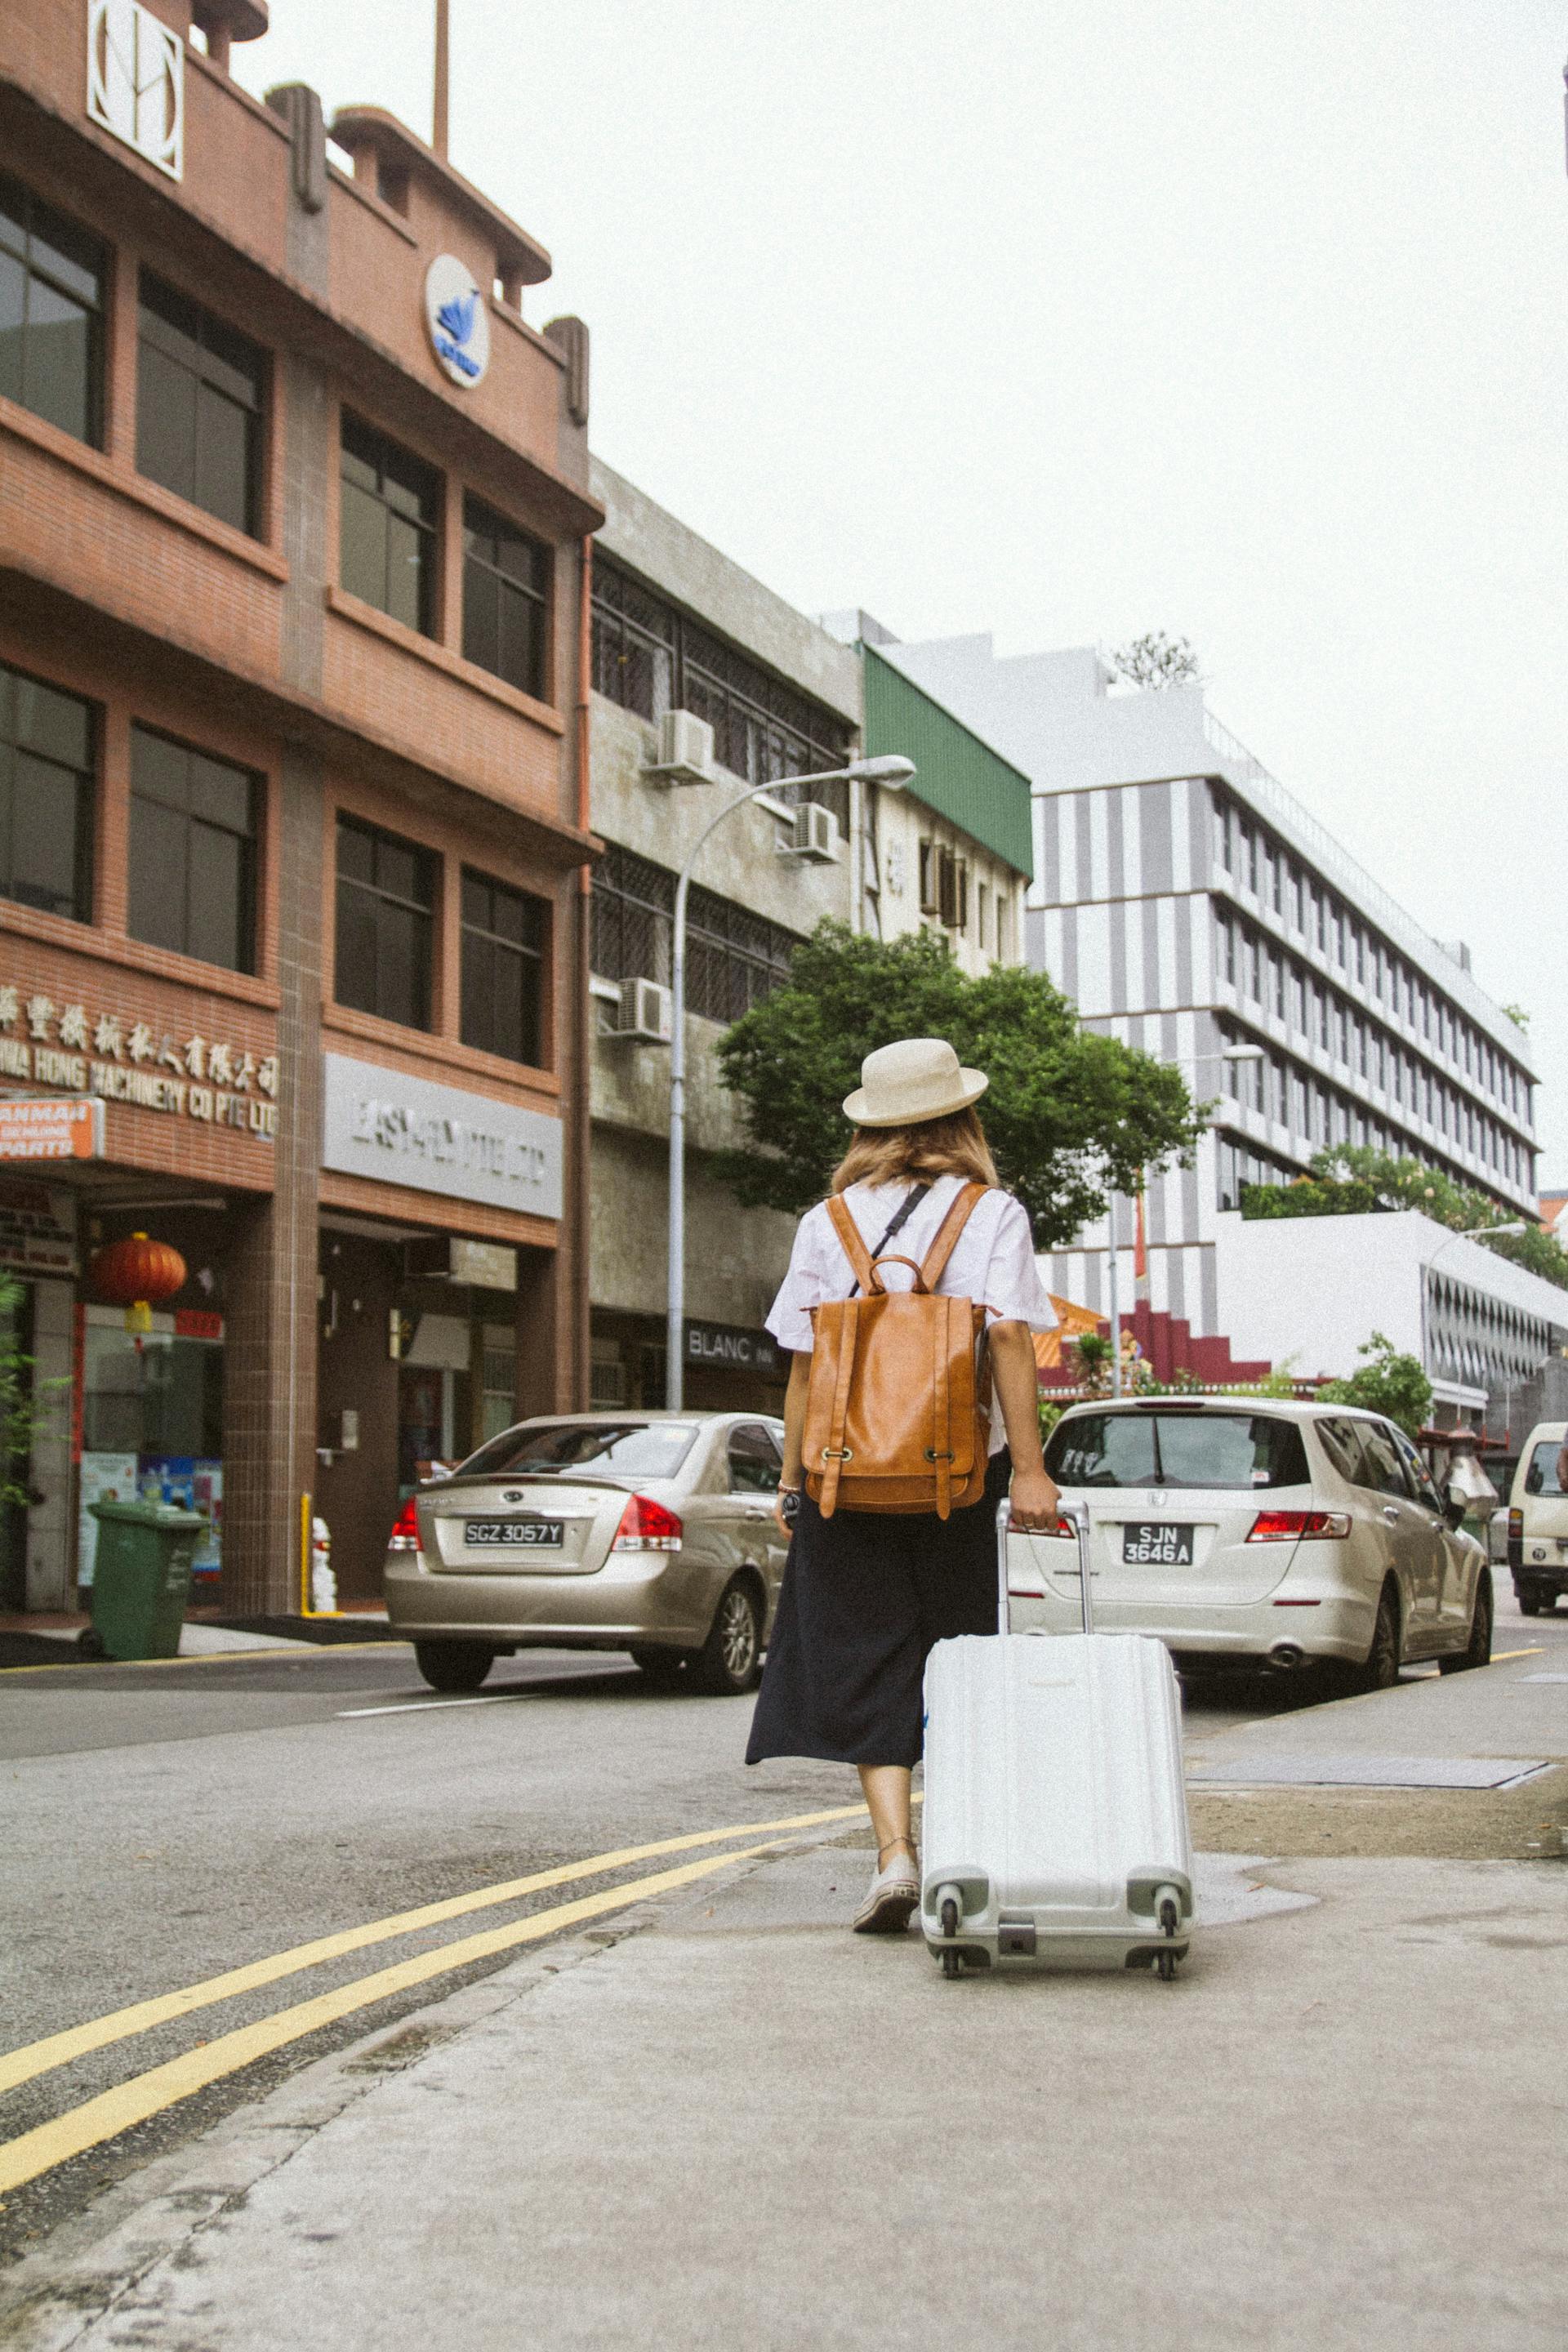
[434,0,450,156]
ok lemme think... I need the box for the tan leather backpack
[803,1182,992,1520]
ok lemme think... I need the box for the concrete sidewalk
[5,1656,1566,2351]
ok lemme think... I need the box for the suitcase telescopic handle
[996,1497,1094,1636]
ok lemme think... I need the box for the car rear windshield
[1524,1440,1566,1497]
[1045,1410,1311,1490]
[457,1422,700,1481]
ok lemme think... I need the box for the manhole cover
[1187,1754,1550,1791]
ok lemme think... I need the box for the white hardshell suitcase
[920,1500,1195,1979]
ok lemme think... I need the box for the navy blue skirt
[746,1453,1009,1771]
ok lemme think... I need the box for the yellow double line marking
[0,1802,869,2198]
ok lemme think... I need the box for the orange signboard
[0,1098,105,1160]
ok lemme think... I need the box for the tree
[0,1273,64,1512]
[1501,1004,1530,1033]
[1108,632,1203,690]
[1316,1331,1432,1438]
[713,923,1205,1244]
[1243,1146,1568,1294]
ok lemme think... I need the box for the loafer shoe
[853,1850,920,1935]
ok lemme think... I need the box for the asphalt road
[2,1586,1563,2264]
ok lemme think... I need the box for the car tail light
[1246,1509,1351,1543]
[1508,1509,1523,1535]
[611,1494,683,1553]
[388,1498,421,1553]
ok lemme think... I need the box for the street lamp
[664,754,917,1409]
[1103,1044,1266,1397]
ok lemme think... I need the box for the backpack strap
[817,1297,860,1519]
[825,1193,876,1295]
[918,1182,988,1293]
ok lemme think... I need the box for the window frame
[459,864,549,1069]
[333,813,439,1031]
[0,171,105,448]
[127,723,260,975]
[338,412,440,639]
[461,493,550,702]
[136,270,266,538]
[0,658,96,924]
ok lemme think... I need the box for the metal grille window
[0,172,104,446]
[340,414,438,635]
[461,867,546,1067]
[136,273,265,536]
[335,816,437,1030]
[590,841,800,1024]
[129,726,256,973]
[462,496,549,698]
[0,661,94,923]
[590,557,852,828]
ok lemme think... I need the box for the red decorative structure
[1037,1304,1272,1392]
[90,1233,187,1335]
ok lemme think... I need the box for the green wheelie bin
[82,1498,207,1660]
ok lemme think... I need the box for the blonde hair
[831,1107,999,1195]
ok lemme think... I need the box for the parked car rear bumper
[1006,1588,1375,1666]
[383,1551,705,1649]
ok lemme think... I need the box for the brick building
[0,0,599,1615]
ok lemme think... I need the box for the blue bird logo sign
[424,256,490,389]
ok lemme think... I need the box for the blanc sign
[321,1054,562,1220]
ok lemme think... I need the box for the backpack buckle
[924,1449,956,1463]
[821,1446,854,1463]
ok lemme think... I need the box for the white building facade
[881,639,1541,1361]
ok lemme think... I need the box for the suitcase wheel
[939,1893,963,1980]
[1157,1892,1182,1983]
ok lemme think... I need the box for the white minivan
[1507,1421,1568,1617]
[1019,1395,1491,1686]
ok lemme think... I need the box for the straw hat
[842,1038,989,1129]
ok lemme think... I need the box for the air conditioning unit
[611,977,673,1045]
[783,801,841,864]
[643,709,715,786]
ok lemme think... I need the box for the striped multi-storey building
[879,639,1543,1391]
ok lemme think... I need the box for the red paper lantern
[90,1232,187,1313]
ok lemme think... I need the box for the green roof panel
[862,645,1033,880]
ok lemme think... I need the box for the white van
[1508,1421,1568,1615]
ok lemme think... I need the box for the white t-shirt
[766,1177,1058,1453]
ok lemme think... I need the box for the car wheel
[1517,1584,1544,1618]
[1438,1575,1492,1675]
[412,1640,495,1694]
[690,1577,763,1696]
[1355,1586,1401,1693]
[630,1646,688,1689]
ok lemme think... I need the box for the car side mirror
[1443,1493,1468,1531]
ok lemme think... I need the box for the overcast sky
[238,1,1568,1182]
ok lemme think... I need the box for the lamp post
[1103,1044,1265,1398]
[665,755,916,1410]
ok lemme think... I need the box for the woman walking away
[746,1037,1061,1935]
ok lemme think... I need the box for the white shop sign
[321,1054,562,1221]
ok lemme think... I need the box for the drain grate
[1187,1753,1551,1791]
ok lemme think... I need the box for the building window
[462,497,549,699]
[0,661,94,922]
[590,841,799,1025]
[129,727,256,973]
[340,414,438,635]
[461,868,546,1067]
[136,273,265,536]
[0,173,104,446]
[335,816,436,1029]
[590,557,853,830]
